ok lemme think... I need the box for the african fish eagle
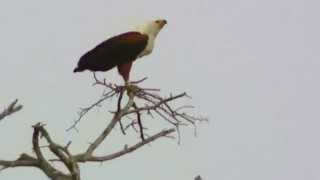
[73,19,167,83]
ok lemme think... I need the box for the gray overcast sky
[1,0,320,179]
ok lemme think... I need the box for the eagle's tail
[73,67,82,73]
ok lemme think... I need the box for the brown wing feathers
[73,32,148,73]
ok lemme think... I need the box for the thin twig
[133,102,144,141]
[0,99,23,122]
[117,88,126,135]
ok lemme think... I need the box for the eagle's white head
[136,19,167,58]
[138,19,167,37]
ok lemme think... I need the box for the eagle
[73,19,167,83]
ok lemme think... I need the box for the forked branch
[1,123,73,180]
[0,99,23,122]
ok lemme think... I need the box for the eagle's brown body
[74,19,167,82]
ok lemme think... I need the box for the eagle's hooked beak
[162,19,167,25]
[156,19,167,28]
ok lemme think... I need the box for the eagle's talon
[126,84,140,95]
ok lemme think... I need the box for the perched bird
[73,19,167,83]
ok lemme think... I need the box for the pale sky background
[1,0,320,179]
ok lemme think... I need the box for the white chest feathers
[138,35,155,58]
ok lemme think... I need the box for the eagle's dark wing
[74,31,148,72]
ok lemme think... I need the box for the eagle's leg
[117,62,140,95]
[117,62,132,85]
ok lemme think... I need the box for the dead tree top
[0,76,207,180]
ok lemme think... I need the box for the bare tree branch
[66,90,117,132]
[75,128,175,162]
[70,78,206,139]
[0,99,23,122]
[32,123,72,180]
[132,102,145,141]
[0,123,73,180]
[1,78,206,180]
[0,153,39,171]
[83,91,135,157]
[34,123,80,180]
[123,92,187,115]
